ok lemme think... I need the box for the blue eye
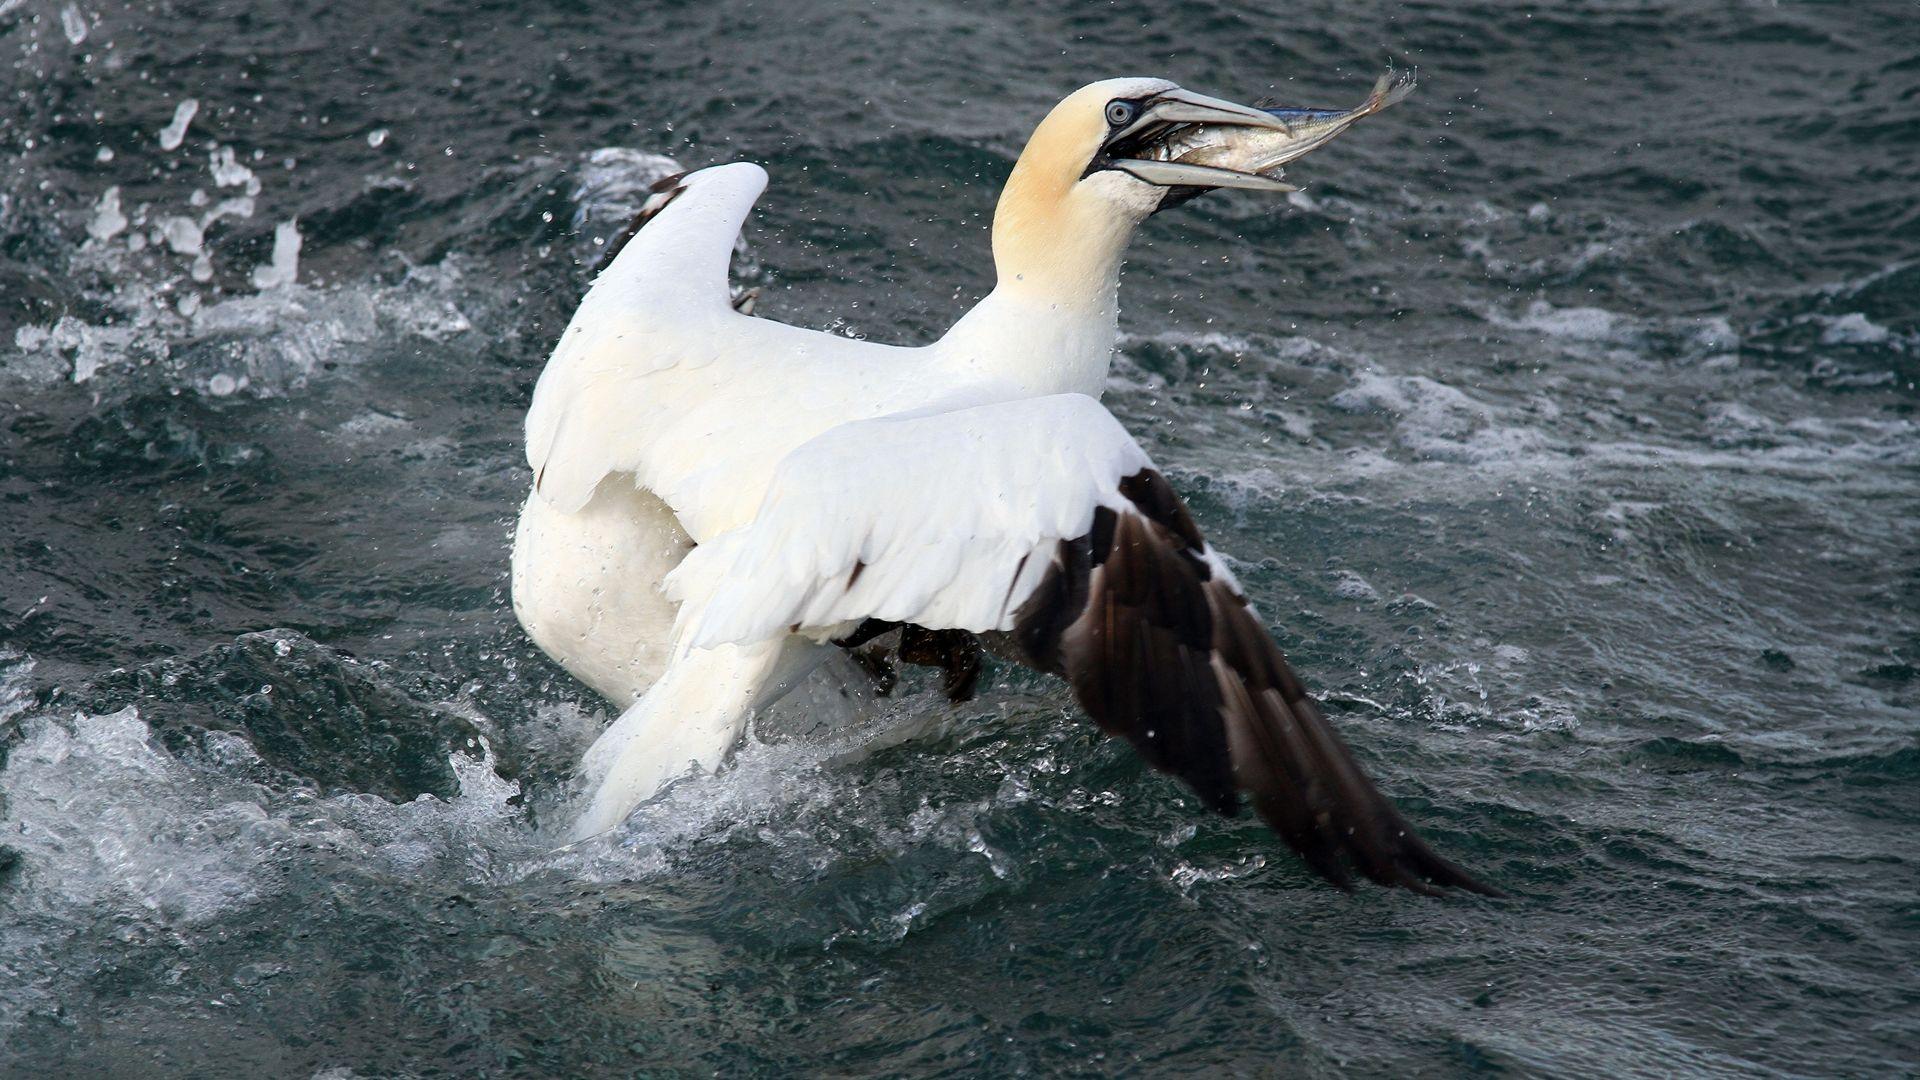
[1106,100,1137,127]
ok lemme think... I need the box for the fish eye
[1105,100,1138,127]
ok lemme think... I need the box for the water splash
[157,99,199,151]
[249,219,301,290]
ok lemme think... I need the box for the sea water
[1,2,1914,1074]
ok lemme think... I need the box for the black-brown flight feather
[1013,467,1499,897]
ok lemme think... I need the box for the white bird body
[510,479,689,705]
[513,157,1138,832]
[510,76,1495,894]
[510,162,1126,680]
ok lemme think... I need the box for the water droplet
[60,4,87,45]
[158,98,199,151]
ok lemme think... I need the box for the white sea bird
[514,74,1495,895]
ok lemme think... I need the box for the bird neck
[989,164,1136,313]
[933,173,1138,397]
[935,284,1120,398]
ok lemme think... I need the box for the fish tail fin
[1368,68,1418,114]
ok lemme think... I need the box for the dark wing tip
[1214,586,1500,898]
[591,171,690,275]
[1393,831,1506,897]
[1015,467,1501,899]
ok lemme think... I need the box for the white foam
[13,324,47,351]
[1333,371,1473,418]
[526,672,925,885]
[249,219,301,289]
[1,709,281,927]
[26,314,150,383]
[86,185,126,242]
[1504,300,1621,342]
[20,147,487,397]
[158,98,199,151]
[1704,401,1774,435]
[1572,433,1920,496]
[1486,299,1739,354]
[1117,328,1266,359]
[1330,570,1381,602]
[208,145,262,196]
[334,411,413,441]
[10,250,476,393]
[0,704,526,940]
[569,148,761,270]
[1818,312,1892,346]
[1327,371,1539,466]
[574,148,684,215]
[0,650,32,725]
[1169,855,1267,897]
[1196,467,1294,514]
[158,214,204,256]
[1692,316,1740,352]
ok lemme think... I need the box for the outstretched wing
[525,162,768,515]
[671,394,1497,896]
[521,161,932,541]
[668,393,1150,642]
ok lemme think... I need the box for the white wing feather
[521,161,933,538]
[667,393,1152,647]
[525,162,767,515]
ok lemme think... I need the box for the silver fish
[1142,71,1416,180]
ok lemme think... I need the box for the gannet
[513,75,1496,895]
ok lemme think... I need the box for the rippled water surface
[3,2,1916,1075]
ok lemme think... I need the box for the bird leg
[898,626,983,703]
[831,620,982,703]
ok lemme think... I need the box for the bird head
[991,76,1360,303]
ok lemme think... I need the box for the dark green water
[2,1,1916,1075]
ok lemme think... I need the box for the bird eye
[1105,100,1138,127]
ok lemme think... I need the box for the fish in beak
[1106,71,1417,197]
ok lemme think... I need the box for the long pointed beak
[1112,159,1299,193]
[1104,87,1302,193]
[1105,74,1415,198]
[1108,88,1292,143]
